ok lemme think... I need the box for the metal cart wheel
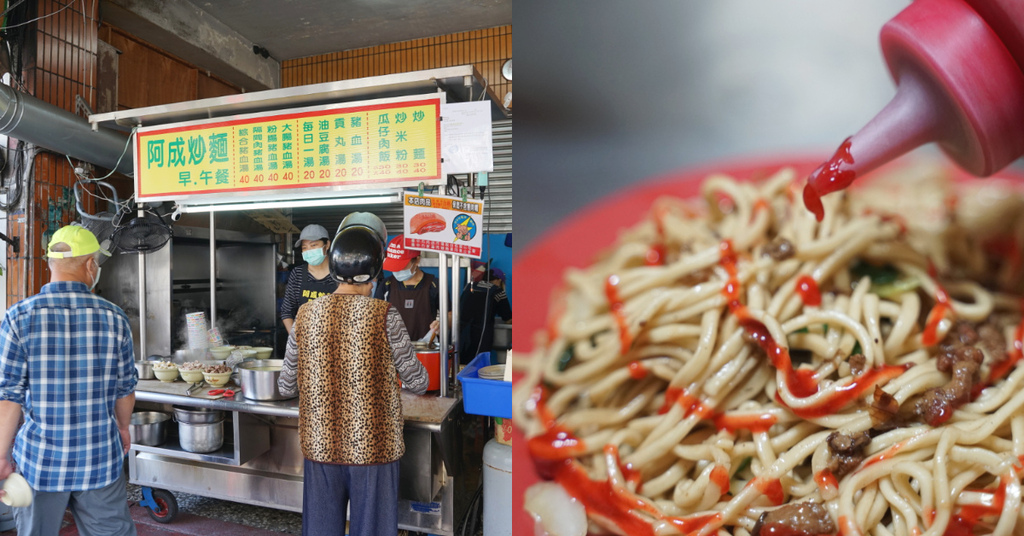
[139,487,178,523]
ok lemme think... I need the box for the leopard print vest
[294,294,404,464]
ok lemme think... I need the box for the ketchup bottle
[802,0,1024,220]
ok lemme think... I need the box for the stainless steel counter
[131,379,475,535]
[134,378,459,430]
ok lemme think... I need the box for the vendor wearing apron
[280,224,338,335]
[381,234,439,340]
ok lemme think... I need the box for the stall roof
[89,65,507,132]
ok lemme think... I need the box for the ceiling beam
[100,0,280,92]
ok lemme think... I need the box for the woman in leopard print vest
[279,226,428,536]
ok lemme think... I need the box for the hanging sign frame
[133,93,444,204]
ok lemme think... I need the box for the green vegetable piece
[557,345,574,371]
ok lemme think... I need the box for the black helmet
[337,212,387,246]
[328,226,384,284]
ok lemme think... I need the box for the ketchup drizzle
[775,364,910,419]
[605,275,632,354]
[528,387,727,536]
[977,319,1024,396]
[709,465,730,495]
[943,474,1008,536]
[713,412,778,434]
[802,137,856,221]
[658,386,713,418]
[795,275,822,307]
[748,477,785,505]
[922,285,951,347]
[814,469,839,496]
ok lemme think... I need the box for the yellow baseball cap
[47,225,111,258]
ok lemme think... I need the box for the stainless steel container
[129,411,169,446]
[237,359,294,401]
[172,406,223,423]
[178,419,224,453]
[134,360,155,380]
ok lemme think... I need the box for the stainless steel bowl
[129,411,170,446]
[237,359,294,401]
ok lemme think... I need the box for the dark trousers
[302,458,400,536]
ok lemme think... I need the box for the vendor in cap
[280,224,338,335]
[381,234,440,341]
[278,226,427,536]
[460,266,512,363]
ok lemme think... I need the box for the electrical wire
[3,0,75,29]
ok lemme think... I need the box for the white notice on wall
[440,101,493,174]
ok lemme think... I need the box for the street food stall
[87,65,507,535]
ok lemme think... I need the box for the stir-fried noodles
[514,166,1024,536]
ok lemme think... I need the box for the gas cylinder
[482,439,512,536]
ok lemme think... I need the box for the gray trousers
[14,469,136,536]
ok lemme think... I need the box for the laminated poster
[402,192,485,259]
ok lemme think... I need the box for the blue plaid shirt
[0,281,137,492]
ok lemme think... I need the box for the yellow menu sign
[134,95,442,202]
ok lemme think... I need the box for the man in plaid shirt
[0,225,138,535]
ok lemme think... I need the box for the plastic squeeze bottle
[802,0,1024,220]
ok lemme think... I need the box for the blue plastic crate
[458,352,511,418]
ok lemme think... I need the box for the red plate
[509,156,1024,533]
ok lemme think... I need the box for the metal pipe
[0,84,134,175]
[209,212,217,331]
[138,216,147,358]
[438,252,449,397]
[450,255,461,377]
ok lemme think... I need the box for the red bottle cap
[803,0,1024,220]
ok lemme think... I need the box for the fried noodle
[514,166,1024,536]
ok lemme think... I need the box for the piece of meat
[763,238,796,261]
[949,321,979,346]
[977,323,1007,365]
[825,431,870,478]
[847,353,866,376]
[409,212,446,234]
[869,385,903,431]
[751,502,835,536]
[915,344,983,426]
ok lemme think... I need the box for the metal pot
[172,406,223,423]
[178,419,224,453]
[237,359,294,401]
[129,411,169,446]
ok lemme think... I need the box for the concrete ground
[0,485,462,535]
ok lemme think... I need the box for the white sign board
[440,101,493,174]
[402,192,485,258]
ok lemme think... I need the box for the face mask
[393,267,415,282]
[90,266,102,291]
[302,248,326,266]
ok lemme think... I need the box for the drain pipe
[0,85,134,174]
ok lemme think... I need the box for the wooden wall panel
[103,30,197,109]
[197,73,237,100]
[281,25,512,104]
[99,24,242,110]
